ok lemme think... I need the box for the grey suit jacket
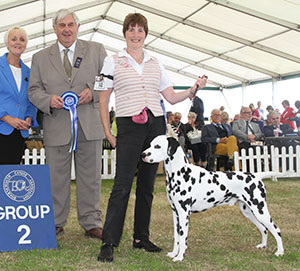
[28,40,107,146]
[232,119,264,143]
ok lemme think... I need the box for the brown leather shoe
[85,227,102,240]
[56,226,64,236]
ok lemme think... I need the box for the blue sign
[0,165,57,252]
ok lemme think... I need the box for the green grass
[0,177,300,271]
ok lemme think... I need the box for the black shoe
[98,243,114,262]
[133,239,162,253]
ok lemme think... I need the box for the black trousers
[0,129,25,164]
[102,111,165,246]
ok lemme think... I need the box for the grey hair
[52,9,80,27]
[188,112,197,119]
[269,110,279,118]
[4,26,28,46]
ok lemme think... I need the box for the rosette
[61,91,79,152]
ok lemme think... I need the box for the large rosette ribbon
[61,91,79,152]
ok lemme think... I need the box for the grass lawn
[0,176,300,271]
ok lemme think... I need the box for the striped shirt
[114,54,163,117]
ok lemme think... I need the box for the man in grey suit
[232,106,264,150]
[28,9,107,238]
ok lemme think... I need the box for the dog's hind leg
[238,201,284,256]
[167,206,180,259]
[238,201,268,248]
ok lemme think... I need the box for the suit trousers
[102,111,165,246]
[45,123,103,230]
[0,129,25,164]
[214,135,239,158]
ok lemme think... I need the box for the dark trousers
[0,129,25,164]
[190,142,207,163]
[102,111,165,246]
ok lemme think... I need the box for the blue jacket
[0,53,38,138]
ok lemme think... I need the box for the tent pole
[272,78,278,108]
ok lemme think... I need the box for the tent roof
[0,0,300,89]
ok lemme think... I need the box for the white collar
[118,48,154,63]
[58,40,77,53]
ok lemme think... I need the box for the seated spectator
[280,100,296,130]
[265,111,298,169]
[233,114,240,121]
[288,100,300,133]
[266,105,274,114]
[185,112,207,167]
[264,111,295,137]
[220,111,229,124]
[265,112,273,126]
[166,111,178,140]
[171,112,188,151]
[232,106,264,151]
[201,109,238,169]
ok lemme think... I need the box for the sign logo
[3,170,35,202]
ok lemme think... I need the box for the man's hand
[220,137,227,143]
[248,134,256,142]
[78,88,93,105]
[50,95,64,109]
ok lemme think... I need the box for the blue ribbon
[160,99,168,133]
[61,91,79,152]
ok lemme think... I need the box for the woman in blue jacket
[0,27,37,164]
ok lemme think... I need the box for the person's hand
[25,117,32,127]
[248,134,256,142]
[50,95,64,109]
[106,133,116,148]
[78,88,93,105]
[220,137,227,143]
[191,75,207,94]
[5,116,30,130]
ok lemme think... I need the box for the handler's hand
[78,88,93,105]
[191,75,207,94]
[106,133,116,148]
[50,95,64,109]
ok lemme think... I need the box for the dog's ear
[167,137,180,156]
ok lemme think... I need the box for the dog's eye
[154,145,161,149]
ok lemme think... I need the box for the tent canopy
[0,0,300,89]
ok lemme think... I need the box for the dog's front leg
[167,205,180,259]
[172,207,191,261]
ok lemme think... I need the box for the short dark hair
[282,100,290,106]
[122,13,148,37]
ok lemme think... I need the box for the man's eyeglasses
[272,117,279,120]
[242,111,251,114]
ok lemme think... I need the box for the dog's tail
[253,171,284,181]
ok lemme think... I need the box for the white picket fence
[233,145,300,180]
[22,148,116,180]
[23,145,300,181]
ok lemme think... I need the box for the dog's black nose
[141,152,147,159]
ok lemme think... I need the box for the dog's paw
[172,255,184,262]
[256,243,266,249]
[275,250,284,257]
[167,252,177,258]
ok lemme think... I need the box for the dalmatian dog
[142,135,284,261]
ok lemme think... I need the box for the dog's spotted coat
[142,135,284,261]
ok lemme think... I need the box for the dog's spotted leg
[172,204,191,262]
[167,206,180,259]
[238,201,268,248]
[239,201,284,256]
